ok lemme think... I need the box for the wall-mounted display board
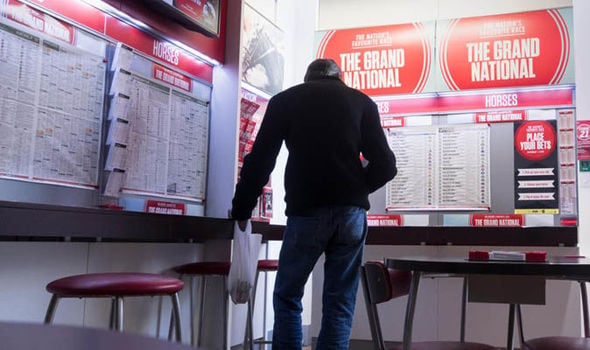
[315,7,578,237]
[0,5,107,189]
[0,0,214,217]
[370,88,576,227]
[105,44,210,202]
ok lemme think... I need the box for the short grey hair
[304,58,342,82]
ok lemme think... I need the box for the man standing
[231,59,396,349]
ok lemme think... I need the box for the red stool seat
[44,272,184,342]
[46,273,184,297]
[257,259,278,271]
[170,259,278,349]
[522,336,590,350]
[390,342,498,350]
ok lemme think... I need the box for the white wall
[318,0,572,29]
[0,242,202,344]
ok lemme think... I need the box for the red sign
[153,64,192,92]
[578,121,590,161]
[374,87,573,115]
[470,214,523,227]
[439,9,571,90]
[5,0,76,44]
[145,200,186,215]
[105,17,213,82]
[474,110,526,123]
[367,214,403,227]
[23,0,106,33]
[514,120,556,161]
[316,23,433,96]
[381,117,405,128]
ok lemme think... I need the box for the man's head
[304,58,342,82]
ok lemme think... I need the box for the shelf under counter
[0,200,233,242]
[0,201,577,246]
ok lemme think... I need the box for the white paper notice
[167,91,209,200]
[386,128,437,209]
[386,124,490,211]
[108,48,211,201]
[0,21,106,188]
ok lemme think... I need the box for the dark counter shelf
[0,201,578,246]
[0,200,233,242]
[365,225,578,247]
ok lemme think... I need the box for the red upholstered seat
[518,280,590,350]
[44,272,184,342]
[170,259,278,349]
[522,337,590,350]
[46,272,184,297]
[257,259,279,271]
[389,342,500,350]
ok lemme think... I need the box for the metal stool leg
[507,303,516,350]
[580,281,589,337]
[244,270,260,350]
[170,292,182,342]
[197,275,207,347]
[189,276,195,346]
[156,295,163,337]
[110,297,117,330]
[168,301,175,340]
[115,297,124,332]
[516,304,525,347]
[460,277,467,342]
[44,295,60,324]
[223,276,229,350]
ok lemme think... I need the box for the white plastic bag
[227,220,262,304]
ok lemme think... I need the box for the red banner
[5,0,76,44]
[145,200,186,215]
[578,121,590,161]
[105,16,213,82]
[367,214,403,227]
[24,0,106,33]
[470,214,523,227]
[439,9,571,90]
[316,23,433,96]
[373,87,573,115]
[381,117,405,128]
[153,64,192,92]
[474,110,526,123]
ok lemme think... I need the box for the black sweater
[231,77,397,220]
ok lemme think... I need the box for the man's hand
[237,220,248,232]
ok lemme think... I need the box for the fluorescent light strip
[80,0,220,66]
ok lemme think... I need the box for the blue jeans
[272,206,368,350]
